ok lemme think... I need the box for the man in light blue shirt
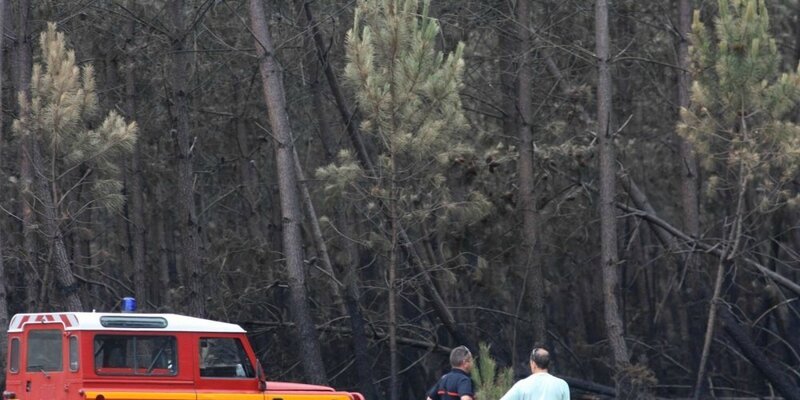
[500,347,569,400]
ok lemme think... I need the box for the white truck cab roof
[8,312,246,333]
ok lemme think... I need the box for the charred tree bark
[301,1,372,170]
[676,0,704,370]
[233,82,268,246]
[595,1,644,397]
[514,0,546,347]
[388,179,399,400]
[14,0,37,312]
[339,213,377,400]
[124,0,147,310]
[155,190,172,308]
[0,0,8,387]
[168,0,205,317]
[249,0,328,385]
[677,0,700,251]
[693,256,728,399]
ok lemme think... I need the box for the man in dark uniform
[426,346,475,400]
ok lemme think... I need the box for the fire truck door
[22,327,67,400]
[196,337,264,400]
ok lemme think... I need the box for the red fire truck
[3,311,364,400]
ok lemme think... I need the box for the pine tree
[679,1,800,397]
[680,0,800,210]
[471,343,513,400]
[325,0,492,229]
[317,0,490,395]
[12,23,137,310]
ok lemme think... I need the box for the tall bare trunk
[291,148,345,317]
[0,0,8,388]
[168,0,204,317]
[692,256,727,399]
[155,197,171,307]
[677,0,699,241]
[515,0,546,346]
[676,0,704,373]
[233,82,267,245]
[388,151,399,400]
[124,0,147,310]
[339,209,377,399]
[694,165,746,399]
[249,0,327,384]
[596,0,637,397]
[14,0,36,312]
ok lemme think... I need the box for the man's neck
[532,368,548,375]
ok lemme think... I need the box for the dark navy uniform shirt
[427,368,474,400]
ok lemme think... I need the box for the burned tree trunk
[124,0,148,310]
[168,0,205,317]
[514,0,546,346]
[249,0,327,385]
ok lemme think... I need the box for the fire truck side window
[69,336,79,372]
[94,335,177,376]
[199,338,255,378]
[9,338,19,373]
[26,330,63,372]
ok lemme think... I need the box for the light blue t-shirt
[499,372,569,400]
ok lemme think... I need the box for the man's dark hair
[530,347,550,369]
[450,346,472,368]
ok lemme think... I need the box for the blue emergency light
[121,297,137,313]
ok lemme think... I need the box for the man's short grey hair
[530,347,551,369]
[450,346,472,368]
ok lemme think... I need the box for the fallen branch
[614,201,800,296]
[719,306,800,400]
[562,376,616,397]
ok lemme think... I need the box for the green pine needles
[679,0,800,209]
[13,23,138,212]
[317,0,490,234]
[471,343,513,400]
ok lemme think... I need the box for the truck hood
[266,381,336,392]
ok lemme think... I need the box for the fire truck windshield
[26,330,63,372]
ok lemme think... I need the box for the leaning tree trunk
[719,306,800,400]
[595,1,644,398]
[168,0,205,317]
[298,3,376,396]
[30,140,83,311]
[249,0,328,385]
[515,0,546,347]
[124,0,147,310]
